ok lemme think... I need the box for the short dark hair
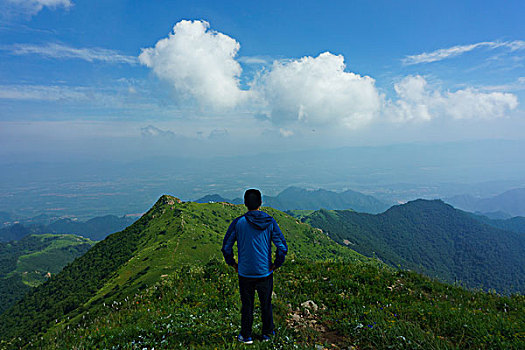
[244,189,262,210]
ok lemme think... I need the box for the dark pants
[238,274,274,338]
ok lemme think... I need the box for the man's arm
[270,219,288,269]
[221,218,239,267]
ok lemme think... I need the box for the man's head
[244,189,262,211]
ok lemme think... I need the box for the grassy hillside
[302,199,525,294]
[0,195,368,347]
[33,259,524,349]
[0,234,94,315]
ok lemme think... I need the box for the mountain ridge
[196,186,390,213]
[0,195,369,346]
[446,187,525,217]
[0,215,136,242]
[0,234,95,315]
[301,199,525,293]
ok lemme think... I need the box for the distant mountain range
[0,211,11,225]
[445,188,525,217]
[0,234,94,315]
[196,186,390,213]
[299,199,525,293]
[469,213,525,234]
[0,215,137,242]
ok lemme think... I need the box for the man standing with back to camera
[221,189,288,344]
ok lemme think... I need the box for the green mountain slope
[0,223,46,242]
[35,260,525,349]
[302,199,525,294]
[0,234,94,315]
[0,195,367,347]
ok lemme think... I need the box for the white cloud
[137,20,519,129]
[279,128,294,137]
[4,0,72,17]
[255,52,381,128]
[139,20,245,109]
[442,88,518,120]
[208,128,229,139]
[403,40,525,65]
[0,84,86,100]
[238,56,271,65]
[481,77,525,92]
[5,43,137,64]
[140,125,175,138]
[387,75,518,121]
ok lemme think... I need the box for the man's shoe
[237,334,253,344]
[262,330,275,342]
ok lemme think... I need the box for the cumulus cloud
[140,125,175,138]
[139,20,245,109]
[387,75,518,121]
[5,43,137,64]
[403,40,525,65]
[3,0,72,17]
[255,52,381,128]
[138,20,519,128]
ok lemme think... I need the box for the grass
[2,197,522,349]
[34,259,524,350]
[14,234,94,286]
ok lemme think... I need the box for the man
[221,189,288,344]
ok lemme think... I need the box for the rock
[291,314,301,322]
[301,300,319,312]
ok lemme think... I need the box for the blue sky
[0,0,524,160]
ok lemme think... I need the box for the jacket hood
[244,210,273,230]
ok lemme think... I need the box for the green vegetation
[469,213,525,234]
[32,259,525,349]
[1,196,523,349]
[302,199,525,294]
[0,223,44,242]
[0,195,368,347]
[285,209,316,220]
[0,234,94,314]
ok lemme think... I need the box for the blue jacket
[221,210,288,278]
